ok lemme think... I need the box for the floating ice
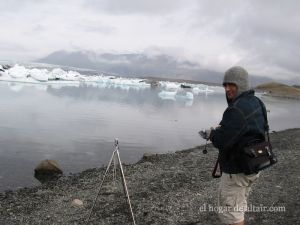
[158,91,177,100]
[159,81,181,90]
[192,86,214,94]
[49,68,82,81]
[0,64,217,98]
[176,91,194,100]
[158,90,194,101]
[30,68,48,82]
[8,64,29,78]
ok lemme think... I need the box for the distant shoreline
[255,82,300,100]
[143,76,221,87]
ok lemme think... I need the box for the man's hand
[199,128,213,140]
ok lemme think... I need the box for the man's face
[224,83,238,100]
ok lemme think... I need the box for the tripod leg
[113,153,117,186]
[116,149,137,225]
[86,150,116,224]
[118,162,127,197]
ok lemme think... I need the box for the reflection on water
[0,82,299,191]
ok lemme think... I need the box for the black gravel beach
[1,128,299,225]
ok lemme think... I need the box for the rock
[2,64,11,70]
[145,79,160,88]
[180,84,192,89]
[150,80,160,88]
[139,153,158,163]
[34,159,63,175]
[71,199,84,207]
[34,159,63,183]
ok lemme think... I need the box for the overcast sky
[0,0,299,81]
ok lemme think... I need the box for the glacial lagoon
[0,65,299,191]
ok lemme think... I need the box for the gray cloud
[0,42,26,52]
[83,0,187,15]
[233,1,300,78]
[0,42,31,61]
[186,0,300,79]
[79,23,116,34]
[0,0,299,81]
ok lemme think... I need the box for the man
[200,66,266,225]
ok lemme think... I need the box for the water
[0,81,299,191]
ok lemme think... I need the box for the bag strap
[256,97,270,142]
[212,157,222,178]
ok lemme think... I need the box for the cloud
[0,41,31,61]
[181,0,300,80]
[83,0,187,15]
[0,0,299,81]
[232,1,300,78]
[79,22,116,34]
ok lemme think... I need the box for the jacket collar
[227,89,255,105]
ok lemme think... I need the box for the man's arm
[210,106,247,151]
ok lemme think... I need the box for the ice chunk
[158,91,177,100]
[8,64,29,78]
[176,90,194,100]
[48,68,67,81]
[160,81,180,90]
[47,68,82,81]
[158,90,194,101]
[192,86,214,94]
[66,70,82,81]
[29,68,49,82]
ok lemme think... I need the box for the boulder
[34,159,63,182]
[139,153,158,163]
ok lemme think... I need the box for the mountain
[37,50,273,86]
[256,82,300,99]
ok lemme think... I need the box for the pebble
[71,199,84,207]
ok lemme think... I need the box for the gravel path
[1,128,299,225]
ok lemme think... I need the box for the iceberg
[158,90,194,101]
[192,86,214,94]
[0,64,218,98]
[30,68,48,82]
[176,91,194,100]
[158,91,177,100]
[48,68,82,81]
[8,64,29,78]
[159,81,180,90]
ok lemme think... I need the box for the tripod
[86,139,137,225]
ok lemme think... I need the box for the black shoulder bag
[240,98,278,175]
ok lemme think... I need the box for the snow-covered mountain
[37,50,223,83]
[37,50,276,86]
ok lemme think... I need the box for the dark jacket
[210,90,267,174]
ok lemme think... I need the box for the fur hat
[223,66,249,95]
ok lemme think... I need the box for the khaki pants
[217,172,259,224]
